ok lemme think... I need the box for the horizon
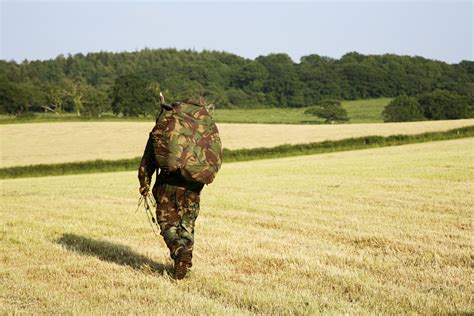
[1,1,472,65]
[0,47,471,65]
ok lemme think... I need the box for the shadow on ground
[56,233,172,275]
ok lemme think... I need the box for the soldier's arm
[138,134,157,195]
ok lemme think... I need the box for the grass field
[1,139,472,314]
[0,98,390,125]
[342,98,391,123]
[197,98,391,124]
[1,119,474,168]
[212,107,323,124]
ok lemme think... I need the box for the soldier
[138,134,203,280]
[137,96,222,280]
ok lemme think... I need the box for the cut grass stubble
[2,118,474,168]
[0,138,472,314]
[1,125,473,179]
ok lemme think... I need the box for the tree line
[0,48,473,118]
[383,89,474,122]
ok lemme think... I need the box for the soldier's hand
[139,186,149,196]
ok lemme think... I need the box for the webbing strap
[136,194,160,237]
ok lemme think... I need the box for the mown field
[1,138,472,314]
[0,98,390,125]
[2,119,474,168]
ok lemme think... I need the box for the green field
[342,98,391,123]
[0,98,390,125]
[212,107,323,124]
[211,98,391,124]
[1,138,472,314]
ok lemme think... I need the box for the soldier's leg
[155,184,186,260]
[173,189,200,279]
[176,190,200,263]
[155,185,200,279]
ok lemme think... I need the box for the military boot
[174,248,192,280]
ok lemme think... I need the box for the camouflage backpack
[150,100,223,185]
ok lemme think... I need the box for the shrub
[382,95,424,122]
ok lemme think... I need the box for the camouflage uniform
[154,184,200,261]
[138,135,203,263]
[138,100,221,279]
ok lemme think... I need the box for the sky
[0,0,472,64]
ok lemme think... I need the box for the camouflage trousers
[153,184,200,260]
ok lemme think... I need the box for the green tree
[418,90,472,120]
[304,100,349,123]
[298,55,342,104]
[227,89,248,106]
[382,95,424,122]
[339,63,385,99]
[111,74,158,116]
[199,84,228,108]
[1,49,474,113]
[65,80,86,116]
[256,54,304,107]
[44,84,67,113]
[0,79,42,115]
[83,86,111,117]
[231,61,267,93]
[451,82,474,117]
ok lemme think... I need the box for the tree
[418,90,472,120]
[82,86,111,117]
[304,99,349,123]
[339,63,385,99]
[227,89,248,106]
[382,95,424,122]
[111,74,158,116]
[0,79,41,115]
[256,54,304,107]
[65,80,86,116]
[44,84,67,113]
[1,49,474,113]
[147,81,162,109]
[199,84,228,108]
[451,82,474,117]
[298,55,341,104]
[231,61,267,93]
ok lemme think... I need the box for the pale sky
[1,0,473,64]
